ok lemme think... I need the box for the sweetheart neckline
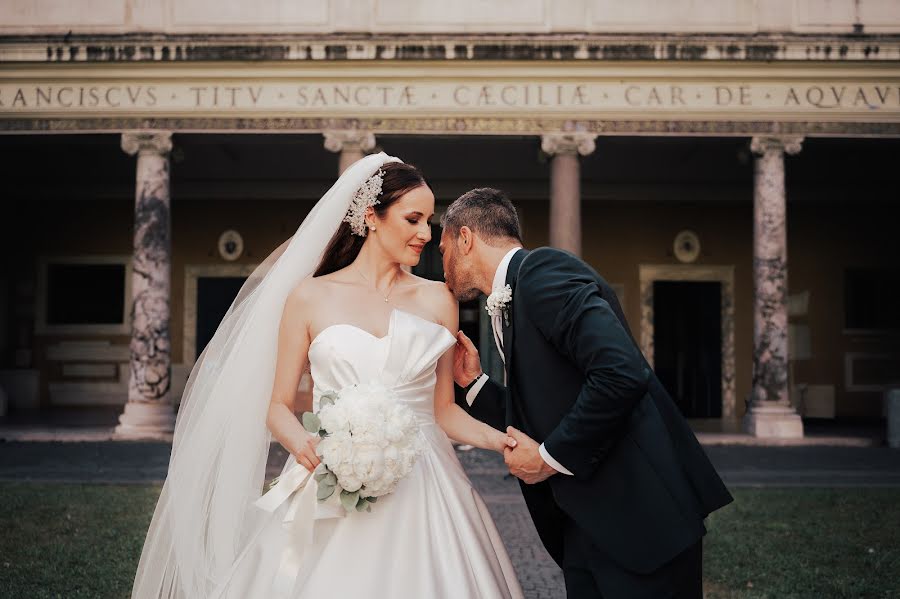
[309,307,454,349]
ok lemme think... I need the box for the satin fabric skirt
[218,423,523,599]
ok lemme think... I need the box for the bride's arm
[265,282,321,472]
[433,286,517,454]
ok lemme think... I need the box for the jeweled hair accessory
[344,169,385,236]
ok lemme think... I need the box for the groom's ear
[458,226,475,255]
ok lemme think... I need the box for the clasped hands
[455,331,555,485]
[503,426,558,485]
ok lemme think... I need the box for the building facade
[1,0,899,437]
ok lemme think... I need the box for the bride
[130,152,524,598]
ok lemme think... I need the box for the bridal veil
[131,152,401,598]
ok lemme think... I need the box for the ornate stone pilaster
[541,133,596,256]
[744,135,804,438]
[115,131,176,439]
[324,130,376,174]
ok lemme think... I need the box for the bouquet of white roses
[300,382,425,514]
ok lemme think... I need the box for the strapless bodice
[307,308,456,423]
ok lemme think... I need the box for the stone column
[541,133,596,256]
[324,130,376,174]
[743,135,804,438]
[115,131,176,439]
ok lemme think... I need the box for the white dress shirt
[464,247,573,477]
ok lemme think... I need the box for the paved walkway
[1,410,886,447]
[2,441,897,487]
[2,442,899,599]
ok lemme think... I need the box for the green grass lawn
[703,488,899,599]
[0,484,897,598]
[0,483,160,599]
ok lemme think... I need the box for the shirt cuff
[539,443,574,476]
[464,373,489,406]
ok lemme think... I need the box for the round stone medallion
[673,230,701,263]
[218,230,244,262]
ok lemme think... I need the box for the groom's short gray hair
[441,188,523,245]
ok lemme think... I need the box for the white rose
[340,475,363,493]
[319,431,352,467]
[383,421,404,443]
[353,427,384,446]
[333,461,355,479]
[382,445,400,470]
[339,385,367,406]
[389,405,418,440]
[319,403,350,433]
[349,408,381,438]
[367,474,397,497]
[352,443,386,483]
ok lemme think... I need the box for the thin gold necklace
[356,266,399,303]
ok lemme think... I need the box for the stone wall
[2,0,899,35]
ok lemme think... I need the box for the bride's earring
[370,226,376,232]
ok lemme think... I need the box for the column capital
[323,129,376,154]
[121,131,173,156]
[750,135,804,156]
[541,132,597,157]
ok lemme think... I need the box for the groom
[440,188,733,598]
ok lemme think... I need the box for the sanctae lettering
[296,85,417,107]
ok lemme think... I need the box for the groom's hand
[453,330,483,388]
[504,426,557,484]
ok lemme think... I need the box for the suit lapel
[502,249,528,380]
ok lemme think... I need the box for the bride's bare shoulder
[410,277,457,328]
[429,279,457,307]
[283,280,316,317]
[403,274,452,301]
[291,268,354,297]
[286,275,332,310]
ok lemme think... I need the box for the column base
[114,401,176,440]
[743,402,804,438]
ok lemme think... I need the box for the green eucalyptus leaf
[340,490,359,512]
[324,472,337,487]
[355,497,368,512]
[367,496,378,503]
[301,412,321,433]
[316,483,336,501]
[319,393,337,407]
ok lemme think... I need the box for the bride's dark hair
[314,161,429,277]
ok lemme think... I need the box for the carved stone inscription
[1,81,898,115]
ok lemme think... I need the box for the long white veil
[132,152,402,598]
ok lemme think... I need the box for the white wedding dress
[216,308,524,599]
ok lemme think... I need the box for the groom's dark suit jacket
[458,247,732,575]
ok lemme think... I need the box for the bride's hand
[490,430,518,454]
[294,431,321,472]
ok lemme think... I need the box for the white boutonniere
[485,284,513,326]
